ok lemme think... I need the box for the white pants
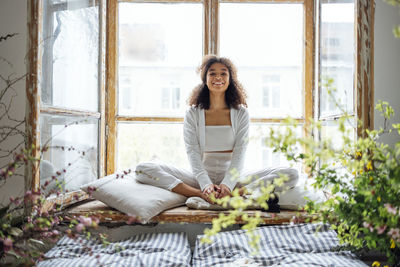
[135,153,298,192]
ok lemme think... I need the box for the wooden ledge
[65,199,312,225]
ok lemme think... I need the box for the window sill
[42,190,90,213]
[65,199,312,225]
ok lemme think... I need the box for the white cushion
[81,172,187,223]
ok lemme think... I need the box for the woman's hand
[217,184,231,198]
[203,184,220,202]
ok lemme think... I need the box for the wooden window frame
[26,0,107,211]
[315,0,375,140]
[26,0,375,211]
[107,0,314,175]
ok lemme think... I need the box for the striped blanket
[38,232,191,267]
[38,224,367,267]
[192,223,367,267]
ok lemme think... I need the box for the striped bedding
[192,223,368,267]
[37,232,191,267]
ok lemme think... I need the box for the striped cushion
[38,232,191,267]
[192,223,367,267]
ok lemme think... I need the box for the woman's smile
[207,62,230,92]
[211,81,225,88]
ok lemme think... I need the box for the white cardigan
[183,105,249,191]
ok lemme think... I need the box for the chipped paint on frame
[355,0,375,136]
[26,0,42,195]
[304,0,315,131]
[105,0,118,175]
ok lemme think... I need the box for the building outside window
[262,75,281,110]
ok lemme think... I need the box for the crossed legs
[135,161,210,201]
[135,161,299,201]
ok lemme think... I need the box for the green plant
[0,143,102,265]
[201,100,399,266]
[0,34,113,266]
[266,100,400,265]
[385,0,400,37]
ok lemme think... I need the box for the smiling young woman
[134,55,298,203]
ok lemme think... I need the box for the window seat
[65,199,312,224]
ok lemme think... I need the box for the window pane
[320,1,355,117]
[40,114,98,194]
[246,124,303,172]
[320,118,356,150]
[118,3,203,117]
[41,0,99,111]
[220,3,303,118]
[117,123,189,171]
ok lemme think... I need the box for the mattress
[37,224,368,267]
[37,232,191,267]
[192,223,368,267]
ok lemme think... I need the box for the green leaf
[384,0,400,7]
[394,25,400,38]
[28,238,45,247]
[331,184,340,194]
[6,250,21,259]
[9,227,23,237]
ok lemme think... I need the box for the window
[319,1,357,144]
[27,0,375,203]
[32,0,102,197]
[116,2,202,171]
[262,75,281,109]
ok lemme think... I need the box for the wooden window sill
[65,199,312,224]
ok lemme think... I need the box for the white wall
[0,0,27,206]
[374,0,400,146]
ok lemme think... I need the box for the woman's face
[206,62,230,94]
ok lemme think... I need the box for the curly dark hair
[187,55,247,109]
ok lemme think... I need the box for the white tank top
[204,125,234,152]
